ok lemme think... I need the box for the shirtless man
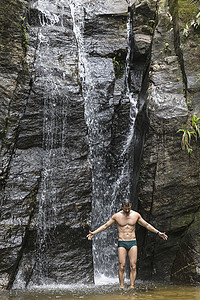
[87,199,168,288]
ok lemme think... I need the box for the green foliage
[142,25,154,35]
[5,116,10,124]
[191,114,200,138]
[181,0,200,38]
[112,55,125,79]
[164,42,171,53]
[178,0,199,22]
[177,114,200,154]
[183,24,190,37]
[177,126,195,153]
[20,15,29,54]
[195,73,200,82]
[0,116,11,137]
[113,56,119,68]
[183,11,200,37]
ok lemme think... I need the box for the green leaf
[196,12,200,19]
[177,128,184,133]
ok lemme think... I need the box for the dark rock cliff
[0,0,199,289]
[137,0,200,284]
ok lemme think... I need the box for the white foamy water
[94,275,119,286]
[70,0,139,283]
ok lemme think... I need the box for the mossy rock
[142,25,154,35]
[178,0,199,29]
[172,0,200,73]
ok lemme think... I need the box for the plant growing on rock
[112,55,125,79]
[191,114,200,137]
[20,16,29,55]
[177,114,200,154]
[183,11,200,37]
[177,126,196,153]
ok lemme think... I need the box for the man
[87,199,168,288]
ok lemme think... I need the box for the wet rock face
[0,0,199,289]
[72,0,155,279]
[137,0,200,284]
[0,0,32,289]
[0,0,92,288]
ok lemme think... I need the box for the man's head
[122,199,131,214]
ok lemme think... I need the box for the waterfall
[70,1,139,283]
[11,0,92,288]
[11,0,141,287]
[111,6,138,204]
[29,0,70,285]
[92,6,139,283]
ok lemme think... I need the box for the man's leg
[128,245,137,288]
[118,247,127,288]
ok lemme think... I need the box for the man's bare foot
[129,285,135,289]
[120,285,125,289]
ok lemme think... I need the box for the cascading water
[70,1,140,283]
[11,0,143,287]
[28,0,70,285]
[92,6,140,283]
[111,6,138,204]
[11,0,92,288]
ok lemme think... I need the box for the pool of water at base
[0,283,199,300]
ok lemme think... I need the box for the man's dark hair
[122,199,131,207]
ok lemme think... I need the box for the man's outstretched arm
[87,215,116,240]
[137,214,168,240]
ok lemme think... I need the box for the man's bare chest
[115,214,137,227]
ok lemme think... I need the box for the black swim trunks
[118,240,137,251]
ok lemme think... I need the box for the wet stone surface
[0,0,200,289]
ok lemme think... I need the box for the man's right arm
[87,215,116,240]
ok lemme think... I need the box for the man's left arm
[137,214,168,240]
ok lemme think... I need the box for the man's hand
[86,216,116,240]
[87,231,94,240]
[158,232,168,240]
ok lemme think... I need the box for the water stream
[68,0,139,283]
[12,0,77,287]
[33,0,68,284]
[10,0,148,288]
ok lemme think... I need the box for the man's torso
[114,210,139,241]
